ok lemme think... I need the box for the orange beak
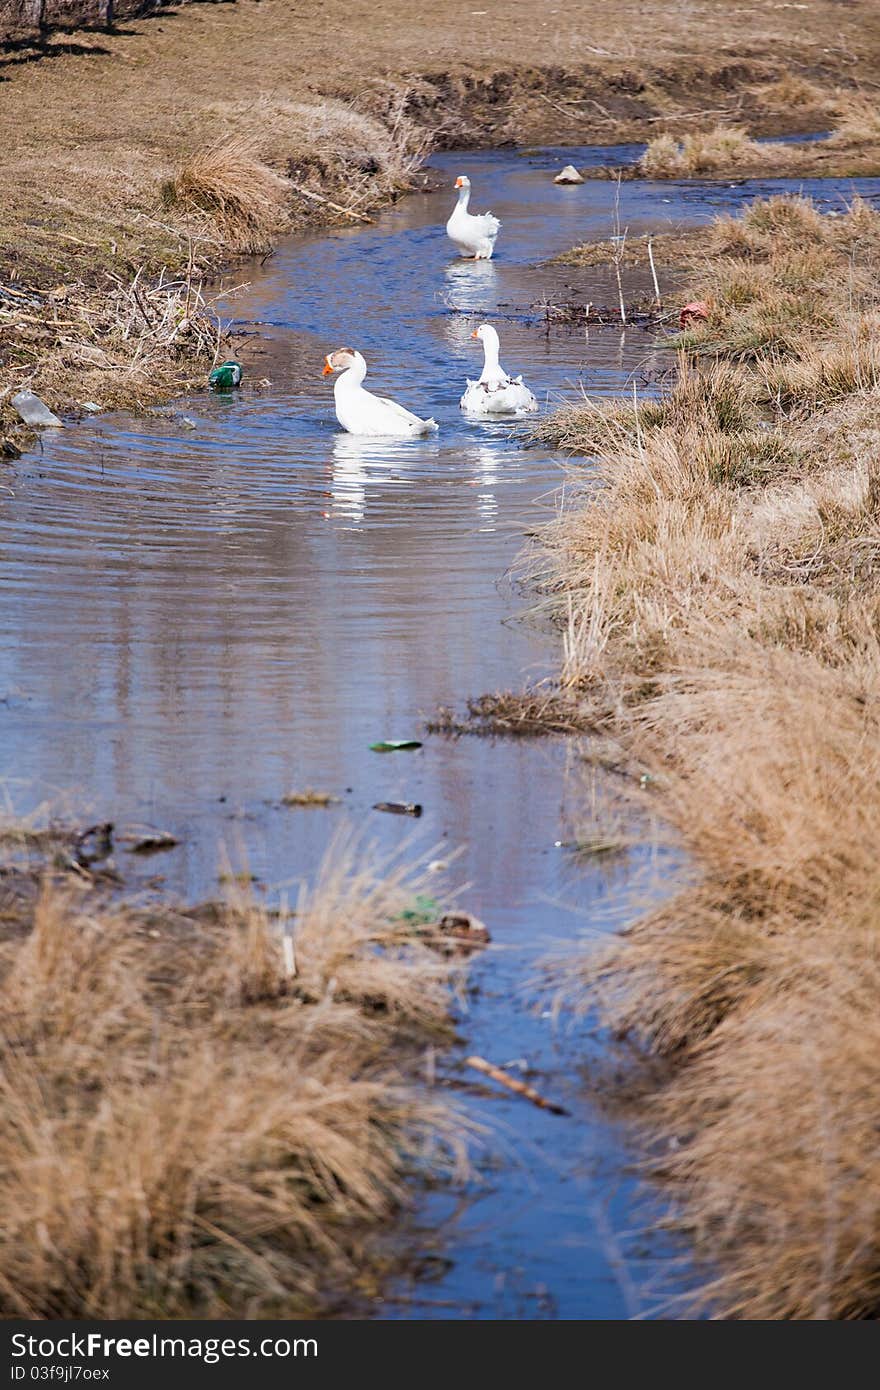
[322,358,333,376]
[470,329,479,339]
[455,177,464,188]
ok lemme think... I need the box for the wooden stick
[288,183,374,224]
[465,1055,570,1116]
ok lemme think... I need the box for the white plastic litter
[12,390,62,427]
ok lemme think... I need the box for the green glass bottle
[209,360,243,390]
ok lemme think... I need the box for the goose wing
[376,394,432,428]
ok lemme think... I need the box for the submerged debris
[120,828,180,854]
[369,739,422,753]
[73,822,114,868]
[436,911,490,948]
[465,1055,569,1115]
[373,801,423,817]
[533,297,668,329]
[282,789,340,807]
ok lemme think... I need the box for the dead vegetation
[537,194,880,1318]
[165,137,292,254]
[0,826,467,1317]
[618,92,880,181]
[427,687,602,738]
[0,264,229,446]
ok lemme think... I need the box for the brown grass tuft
[166,137,292,253]
[0,829,466,1317]
[640,125,770,177]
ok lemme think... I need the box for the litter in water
[12,390,62,427]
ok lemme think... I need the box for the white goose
[460,323,538,416]
[446,175,500,260]
[322,348,438,437]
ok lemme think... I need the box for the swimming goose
[460,323,538,416]
[322,348,438,437]
[446,176,500,260]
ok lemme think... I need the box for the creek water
[2,144,878,1319]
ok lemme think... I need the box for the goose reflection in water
[442,254,498,313]
[330,433,440,524]
[473,442,501,533]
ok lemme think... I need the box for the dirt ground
[1,0,879,442]
[4,0,880,272]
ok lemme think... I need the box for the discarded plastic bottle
[208,360,242,390]
[12,390,62,427]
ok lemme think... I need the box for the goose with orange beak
[460,323,538,416]
[446,175,500,260]
[322,348,438,437]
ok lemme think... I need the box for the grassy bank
[2,0,880,448]
[585,94,880,181]
[0,823,467,1317]
[536,194,880,1318]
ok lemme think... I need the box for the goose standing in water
[460,323,538,416]
[322,348,438,437]
[446,175,500,260]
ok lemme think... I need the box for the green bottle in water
[209,360,242,390]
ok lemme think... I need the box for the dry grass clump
[827,92,880,147]
[165,137,292,253]
[539,194,880,1317]
[283,95,431,197]
[633,103,880,182]
[574,631,880,1316]
[192,95,432,227]
[640,125,776,177]
[0,830,465,1317]
[427,686,601,737]
[754,73,832,112]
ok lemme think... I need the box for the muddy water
[3,146,879,1319]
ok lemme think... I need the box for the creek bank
[0,815,474,1317]
[532,191,880,1318]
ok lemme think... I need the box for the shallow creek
[2,145,879,1318]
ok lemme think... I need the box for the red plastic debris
[679,300,710,329]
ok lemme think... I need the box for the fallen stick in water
[465,1055,570,1116]
[288,183,374,223]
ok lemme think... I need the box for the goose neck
[479,328,503,379]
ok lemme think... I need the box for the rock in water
[554,164,584,185]
[209,360,243,390]
[12,390,62,427]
